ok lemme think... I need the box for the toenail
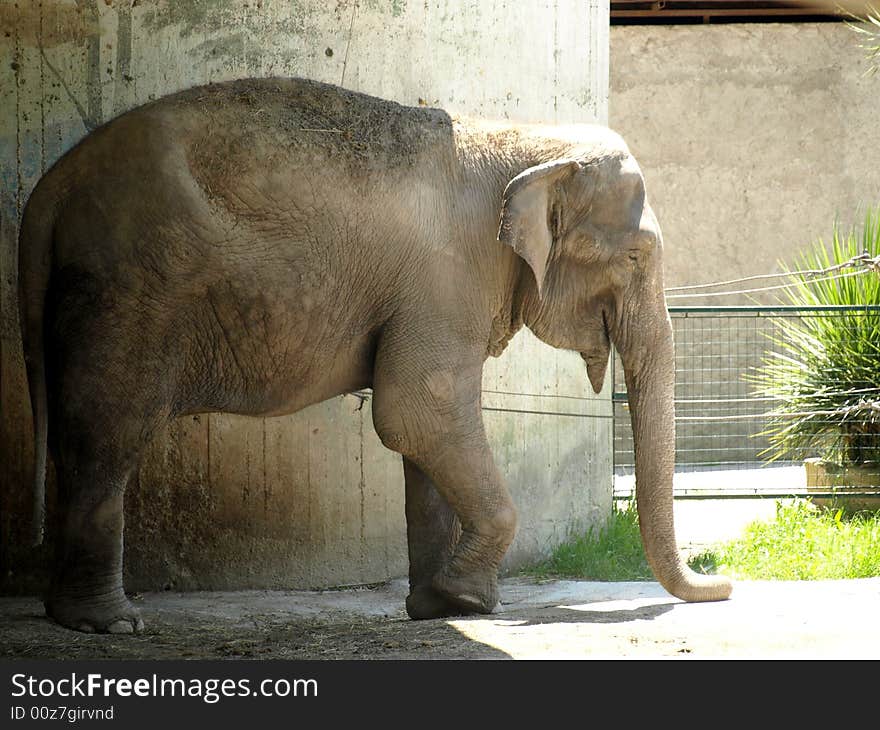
[107,620,134,634]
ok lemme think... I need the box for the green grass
[522,498,880,582]
[690,500,880,580]
[522,499,652,581]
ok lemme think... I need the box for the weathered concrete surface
[609,22,880,469]
[3,576,879,659]
[3,495,866,660]
[610,22,880,305]
[0,1,611,594]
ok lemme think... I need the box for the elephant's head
[497,136,732,602]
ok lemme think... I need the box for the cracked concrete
[3,575,879,660]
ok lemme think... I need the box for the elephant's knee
[374,412,420,459]
[373,401,437,461]
[377,426,411,455]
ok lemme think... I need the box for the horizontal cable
[763,401,880,419]
[481,406,612,419]
[674,413,778,421]
[672,396,777,404]
[481,388,596,402]
[668,304,880,313]
[665,269,869,299]
[663,402,880,421]
[665,252,880,293]
[617,390,880,399]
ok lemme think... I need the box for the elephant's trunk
[616,309,732,602]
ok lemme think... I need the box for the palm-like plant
[846,3,880,75]
[749,207,880,466]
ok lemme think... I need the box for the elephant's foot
[405,584,473,620]
[431,567,499,615]
[46,585,144,634]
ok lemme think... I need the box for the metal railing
[612,305,880,499]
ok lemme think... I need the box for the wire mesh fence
[612,305,880,500]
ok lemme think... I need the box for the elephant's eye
[626,232,656,264]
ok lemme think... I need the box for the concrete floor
[3,575,880,659]
[2,491,872,660]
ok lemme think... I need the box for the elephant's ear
[497,159,580,298]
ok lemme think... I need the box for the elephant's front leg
[373,337,518,615]
[403,457,464,619]
[418,439,517,614]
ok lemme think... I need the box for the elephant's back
[42,77,456,209]
[32,76,460,311]
[148,77,457,182]
[113,77,456,232]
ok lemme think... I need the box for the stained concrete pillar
[0,0,610,592]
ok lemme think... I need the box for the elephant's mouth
[581,309,611,394]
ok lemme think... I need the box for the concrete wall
[610,22,880,303]
[609,22,880,469]
[0,0,611,593]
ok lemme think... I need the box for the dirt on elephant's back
[179,76,454,171]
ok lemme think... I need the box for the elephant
[17,76,732,634]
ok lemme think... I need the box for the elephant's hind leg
[402,457,464,619]
[46,397,159,633]
[46,464,144,634]
[44,294,167,634]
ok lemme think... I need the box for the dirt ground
[3,498,875,660]
[3,575,880,660]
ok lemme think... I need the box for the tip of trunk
[639,513,733,602]
[658,562,733,603]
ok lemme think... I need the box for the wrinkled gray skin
[19,77,732,634]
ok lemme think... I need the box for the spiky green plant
[846,3,880,75]
[748,207,880,466]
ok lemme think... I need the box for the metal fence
[612,305,880,499]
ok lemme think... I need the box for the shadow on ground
[3,576,879,659]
